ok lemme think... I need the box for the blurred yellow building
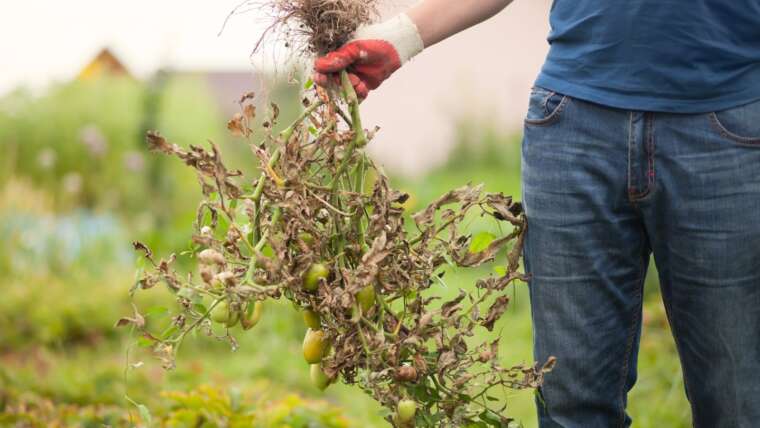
[77,48,133,80]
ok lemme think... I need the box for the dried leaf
[482,296,510,331]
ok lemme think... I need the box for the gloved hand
[314,13,424,99]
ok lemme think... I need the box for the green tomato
[210,301,239,327]
[302,309,321,329]
[302,328,328,364]
[298,232,315,246]
[356,285,376,313]
[241,301,263,330]
[310,364,331,391]
[397,399,417,424]
[303,263,329,292]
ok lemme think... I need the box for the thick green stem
[329,71,367,191]
[281,100,325,146]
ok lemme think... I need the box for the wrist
[354,13,424,64]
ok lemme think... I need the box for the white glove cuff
[354,13,425,64]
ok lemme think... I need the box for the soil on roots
[256,0,380,55]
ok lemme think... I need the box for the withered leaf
[227,113,249,137]
[441,290,467,319]
[413,184,483,227]
[239,91,255,104]
[243,104,256,120]
[145,131,172,153]
[455,235,514,268]
[115,304,145,329]
[132,241,154,262]
[482,295,510,331]
[270,102,280,122]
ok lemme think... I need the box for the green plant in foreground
[0,384,350,428]
[122,1,553,426]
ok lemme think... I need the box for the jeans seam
[541,90,556,114]
[525,95,571,126]
[708,112,760,145]
[647,114,655,190]
[617,228,646,428]
[629,113,656,201]
[627,111,635,198]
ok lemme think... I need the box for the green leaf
[261,244,275,258]
[377,407,394,418]
[479,409,506,427]
[303,78,314,90]
[217,214,230,236]
[161,326,179,340]
[144,306,169,318]
[136,335,155,348]
[469,232,497,254]
[193,303,208,314]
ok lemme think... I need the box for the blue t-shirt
[536,1,760,113]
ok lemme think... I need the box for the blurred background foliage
[0,73,690,427]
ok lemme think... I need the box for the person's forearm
[313,0,514,97]
[407,0,514,48]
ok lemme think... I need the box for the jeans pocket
[525,86,570,126]
[708,98,760,146]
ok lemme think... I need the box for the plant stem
[251,99,324,203]
[329,71,367,191]
[254,207,281,252]
[172,298,222,355]
[249,100,323,244]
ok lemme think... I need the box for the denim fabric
[522,87,760,428]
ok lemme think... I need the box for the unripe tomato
[298,232,315,246]
[397,399,417,424]
[310,364,331,391]
[241,301,264,330]
[210,301,239,327]
[356,285,376,313]
[303,263,329,292]
[303,309,321,329]
[302,329,328,364]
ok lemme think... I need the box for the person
[313,1,760,427]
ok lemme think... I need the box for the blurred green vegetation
[0,78,690,427]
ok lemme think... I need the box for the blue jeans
[522,87,760,428]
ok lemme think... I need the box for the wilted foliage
[124,1,553,427]
[126,78,551,426]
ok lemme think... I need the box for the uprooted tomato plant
[119,1,554,427]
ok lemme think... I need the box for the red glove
[313,14,424,99]
[314,40,401,99]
